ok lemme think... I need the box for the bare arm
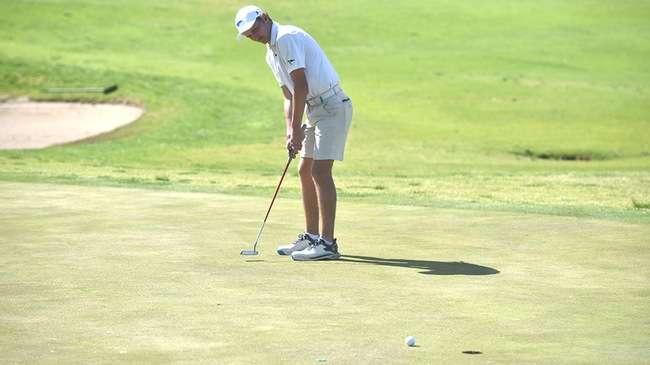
[288,68,308,154]
[281,85,293,142]
[289,68,308,131]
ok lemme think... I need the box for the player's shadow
[339,255,499,275]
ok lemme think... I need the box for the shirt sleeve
[277,33,306,74]
[265,50,283,86]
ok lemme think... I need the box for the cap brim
[235,19,255,41]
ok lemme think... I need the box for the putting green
[1,182,648,364]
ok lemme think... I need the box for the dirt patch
[0,99,143,150]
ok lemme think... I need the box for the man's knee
[299,160,313,180]
[311,161,333,182]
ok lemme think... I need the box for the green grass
[1,1,650,363]
[2,182,649,364]
[1,0,649,220]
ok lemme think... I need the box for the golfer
[234,5,353,261]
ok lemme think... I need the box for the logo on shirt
[287,59,295,65]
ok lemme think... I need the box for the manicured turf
[1,182,649,364]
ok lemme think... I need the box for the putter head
[240,249,259,256]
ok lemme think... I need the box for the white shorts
[301,91,353,161]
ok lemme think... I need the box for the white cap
[234,5,263,39]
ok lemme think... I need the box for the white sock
[320,237,333,246]
[306,232,319,241]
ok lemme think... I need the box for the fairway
[1,182,648,364]
[1,0,649,219]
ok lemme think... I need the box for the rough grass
[1,182,649,364]
[1,0,649,220]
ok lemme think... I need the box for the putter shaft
[240,151,295,255]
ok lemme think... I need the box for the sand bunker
[0,100,143,149]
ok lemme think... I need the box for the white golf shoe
[291,239,340,261]
[276,233,316,256]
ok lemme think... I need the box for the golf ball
[405,336,416,347]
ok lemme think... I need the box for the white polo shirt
[265,22,339,99]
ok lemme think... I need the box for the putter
[45,84,118,94]
[240,148,296,255]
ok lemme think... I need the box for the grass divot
[513,148,617,161]
[632,199,650,210]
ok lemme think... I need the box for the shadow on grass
[339,255,499,276]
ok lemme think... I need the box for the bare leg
[299,158,319,235]
[311,160,336,242]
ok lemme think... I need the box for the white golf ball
[405,336,416,347]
